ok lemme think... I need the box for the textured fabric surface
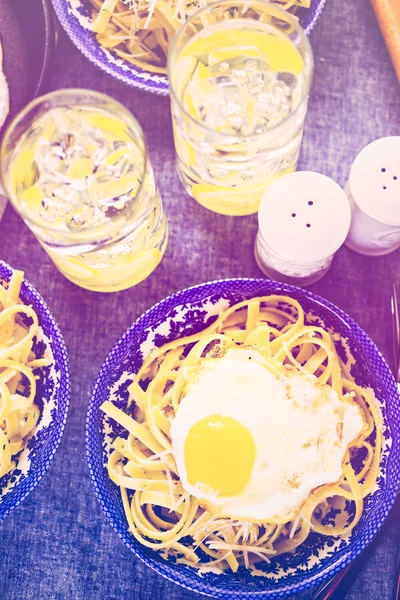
[0,0,399,598]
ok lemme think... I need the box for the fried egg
[170,347,364,523]
[0,39,10,129]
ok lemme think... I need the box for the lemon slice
[20,185,65,227]
[182,30,303,75]
[67,158,94,180]
[173,62,211,162]
[9,150,36,192]
[97,247,163,291]
[41,115,56,143]
[84,112,132,143]
[183,84,200,121]
[20,184,43,212]
[50,255,99,280]
[108,247,162,284]
[208,46,261,65]
[192,181,267,216]
[51,247,163,292]
[87,173,139,200]
[192,167,295,216]
[171,55,197,100]
[105,146,133,166]
[173,128,196,167]
[183,62,213,120]
[194,62,212,80]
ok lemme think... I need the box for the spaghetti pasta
[0,271,50,481]
[101,296,383,574]
[89,0,311,73]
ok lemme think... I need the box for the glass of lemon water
[0,89,168,292]
[168,0,313,216]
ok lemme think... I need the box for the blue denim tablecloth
[1,0,400,598]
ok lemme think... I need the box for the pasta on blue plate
[89,0,311,73]
[0,271,51,480]
[101,295,383,575]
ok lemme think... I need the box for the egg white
[170,347,364,523]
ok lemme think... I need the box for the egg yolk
[184,415,256,497]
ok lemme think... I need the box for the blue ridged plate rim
[86,278,400,599]
[50,0,327,95]
[0,260,71,521]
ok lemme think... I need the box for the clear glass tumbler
[0,89,168,292]
[168,0,313,216]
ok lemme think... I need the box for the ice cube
[27,106,144,231]
[250,72,294,131]
[67,196,96,230]
[209,53,264,87]
[208,165,228,178]
[187,76,255,135]
[217,62,230,73]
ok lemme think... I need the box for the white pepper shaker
[345,137,400,256]
[254,171,351,286]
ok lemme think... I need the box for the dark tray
[0,0,56,127]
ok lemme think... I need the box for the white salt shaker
[345,137,400,256]
[254,171,351,286]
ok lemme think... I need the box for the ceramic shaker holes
[254,171,351,286]
[345,137,400,256]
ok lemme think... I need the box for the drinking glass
[0,89,168,292]
[168,0,313,216]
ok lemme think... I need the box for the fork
[311,284,400,600]
[392,284,400,600]
[392,284,400,389]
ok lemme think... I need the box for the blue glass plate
[86,278,400,599]
[0,261,71,521]
[51,0,327,95]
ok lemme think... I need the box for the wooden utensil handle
[370,0,400,83]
